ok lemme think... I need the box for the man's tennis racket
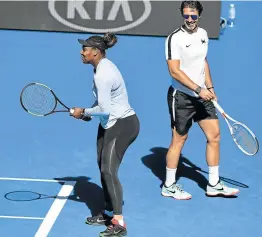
[212,100,259,156]
[20,82,91,120]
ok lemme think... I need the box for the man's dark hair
[180,1,203,16]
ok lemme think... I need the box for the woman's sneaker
[85,212,112,226]
[99,219,127,237]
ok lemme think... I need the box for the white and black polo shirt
[165,26,209,97]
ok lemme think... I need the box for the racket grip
[211,100,225,114]
[70,108,74,115]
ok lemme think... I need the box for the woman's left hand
[71,107,84,119]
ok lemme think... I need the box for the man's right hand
[199,88,215,101]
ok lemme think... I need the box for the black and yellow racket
[20,82,91,121]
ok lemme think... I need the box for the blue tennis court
[0,1,261,236]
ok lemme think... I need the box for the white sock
[208,165,219,186]
[118,219,125,226]
[165,167,177,187]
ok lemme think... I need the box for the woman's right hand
[199,88,215,101]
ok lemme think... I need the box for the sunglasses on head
[183,14,198,20]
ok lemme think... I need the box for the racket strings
[21,85,56,115]
[232,124,258,155]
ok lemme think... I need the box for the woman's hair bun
[103,32,118,49]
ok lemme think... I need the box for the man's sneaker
[161,182,192,200]
[85,212,112,226]
[206,180,240,196]
[99,219,127,237]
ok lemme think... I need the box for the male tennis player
[71,32,140,237]
[162,1,240,199]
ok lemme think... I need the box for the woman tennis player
[71,32,140,237]
[162,1,240,199]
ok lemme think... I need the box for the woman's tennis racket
[20,82,74,116]
[212,100,259,156]
[20,82,92,121]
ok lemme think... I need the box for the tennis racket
[20,82,91,120]
[212,100,259,156]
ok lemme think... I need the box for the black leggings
[97,114,140,215]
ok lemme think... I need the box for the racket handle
[70,108,74,115]
[212,100,225,114]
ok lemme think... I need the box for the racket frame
[212,100,259,156]
[20,82,70,116]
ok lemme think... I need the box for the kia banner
[0,1,221,38]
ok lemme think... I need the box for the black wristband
[79,108,85,119]
[194,86,202,94]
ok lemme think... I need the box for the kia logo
[48,0,152,33]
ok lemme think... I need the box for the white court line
[0,216,44,220]
[0,177,64,183]
[34,181,76,237]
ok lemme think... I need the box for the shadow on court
[141,147,249,194]
[54,176,104,216]
[3,176,126,216]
